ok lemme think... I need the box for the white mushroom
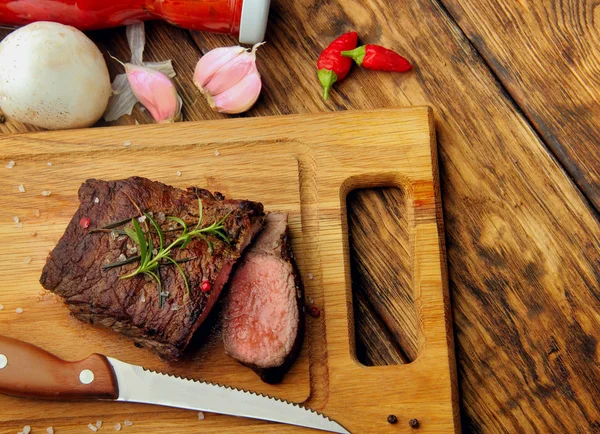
[0,22,112,130]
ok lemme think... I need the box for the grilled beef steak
[222,212,304,384]
[40,177,264,360]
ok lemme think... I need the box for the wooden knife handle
[0,335,118,400]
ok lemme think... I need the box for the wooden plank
[1,0,600,431]
[439,0,600,212]
[0,108,458,433]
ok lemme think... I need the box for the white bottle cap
[238,0,271,45]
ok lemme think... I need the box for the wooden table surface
[1,1,600,432]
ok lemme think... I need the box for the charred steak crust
[223,213,305,384]
[40,177,264,360]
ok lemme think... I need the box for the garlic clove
[208,70,262,114]
[203,52,257,96]
[193,46,246,90]
[125,64,181,123]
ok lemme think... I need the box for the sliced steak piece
[40,177,264,360]
[222,212,304,384]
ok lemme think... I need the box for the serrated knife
[0,335,349,433]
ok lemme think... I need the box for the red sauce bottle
[0,0,270,44]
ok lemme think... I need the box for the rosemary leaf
[93,217,135,231]
[194,199,204,231]
[166,256,190,294]
[89,228,127,235]
[146,213,164,250]
[167,216,187,233]
[132,218,148,261]
[124,227,139,245]
[102,255,141,270]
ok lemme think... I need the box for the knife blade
[0,335,349,433]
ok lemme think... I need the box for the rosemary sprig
[119,199,230,305]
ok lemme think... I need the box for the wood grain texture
[440,0,600,213]
[1,0,600,432]
[347,188,416,364]
[0,109,458,433]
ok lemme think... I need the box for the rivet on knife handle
[0,335,118,400]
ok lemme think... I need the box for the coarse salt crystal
[94,197,100,204]
[214,150,220,156]
[41,190,51,197]
[118,253,127,262]
[24,256,31,264]
[111,230,118,240]
[198,412,205,420]
[16,222,23,229]
[47,162,52,166]
[308,273,313,280]
[5,160,14,169]
[138,215,146,223]
[88,423,98,432]
[23,426,31,434]
[152,249,158,256]
[134,120,140,125]
[176,170,182,177]
[123,140,132,147]
[47,427,54,434]
[171,304,179,311]
[96,420,103,428]
[17,184,25,193]
[33,209,40,217]
[15,308,23,314]
[13,216,19,223]
[114,423,122,431]
[0,304,4,310]
[124,420,133,427]
[140,293,146,303]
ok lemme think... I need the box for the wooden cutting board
[0,108,459,433]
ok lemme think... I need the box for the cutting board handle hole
[346,187,418,366]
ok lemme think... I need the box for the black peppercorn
[387,415,398,424]
[409,418,420,428]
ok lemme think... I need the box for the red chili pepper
[317,31,358,100]
[341,44,413,72]
[79,217,91,229]
[201,281,211,292]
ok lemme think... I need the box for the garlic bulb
[194,43,264,114]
